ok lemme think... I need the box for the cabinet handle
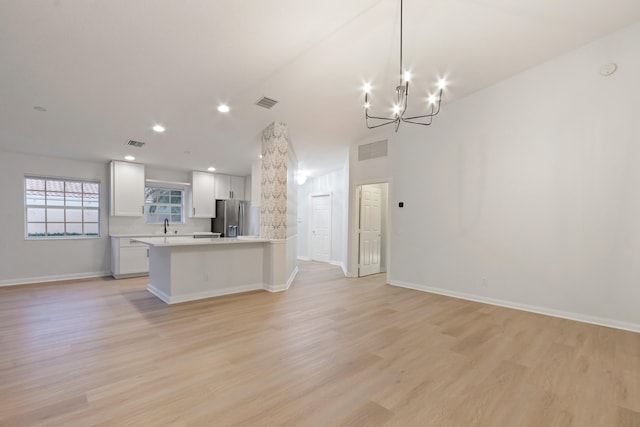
[193,207,195,216]
[141,206,144,214]
[146,249,149,257]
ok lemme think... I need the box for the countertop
[131,236,270,247]
[110,233,198,238]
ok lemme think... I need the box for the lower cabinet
[111,237,149,278]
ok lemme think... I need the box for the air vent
[358,140,388,161]
[126,140,145,148]
[255,96,279,109]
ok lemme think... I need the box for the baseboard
[0,271,112,287]
[264,266,299,293]
[388,279,640,334]
[297,256,311,261]
[330,260,348,277]
[112,272,149,280]
[147,283,264,304]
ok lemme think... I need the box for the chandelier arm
[402,89,443,120]
[401,114,434,126]
[366,111,399,122]
[366,118,400,129]
[401,119,434,126]
[402,106,441,120]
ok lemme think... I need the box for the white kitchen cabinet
[189,171,216,218]
[214,174,231,200]
[251,159,261,207]
[110,160,145,216]
[110,237,149,278]
[230,175,245,200]
[214,174,246,200]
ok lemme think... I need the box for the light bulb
[152,124,165,133]
[217,104,230,113]
[428,94,437,105]
[364,102,370,110]
[392,104,401,115]
[207,166,216,172]
[437,78,447,90]
[125,155,135,161]
[403,71,411,82]
[363,82,372,94]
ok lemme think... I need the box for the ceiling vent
[255,96,279,109]
[126,140,145,148]
[358,140,388,161]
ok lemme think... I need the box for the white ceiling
[1,0,639,176]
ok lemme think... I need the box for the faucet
[164,218,169,234]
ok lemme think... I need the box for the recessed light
[259,154,263,159]
[217,104,230,113]
[153,124,165,132]
[207,167,216,172]
[33,106,47,112]
[125,155,135,161]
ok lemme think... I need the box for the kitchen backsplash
[108,215,211,236]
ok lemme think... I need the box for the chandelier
[364,0,446,131]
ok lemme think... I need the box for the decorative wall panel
[260,122,290,239]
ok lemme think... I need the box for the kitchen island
[132,236,293,304]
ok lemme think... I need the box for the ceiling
[1,0,639,176]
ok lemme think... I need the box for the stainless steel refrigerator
[212,199,249,237]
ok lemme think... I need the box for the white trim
[330,260,348,276]
[0,271,111,287]
[147,282,263,305]
[297,256,311,261]
[264,266,299,293]
[388,279,640,334]
[112,272,148,280]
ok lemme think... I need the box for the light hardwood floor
[1,261,639,426]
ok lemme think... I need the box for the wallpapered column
[260,122,289,239]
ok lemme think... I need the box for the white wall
[297,165,348,271]
[389,22,640,330]
[108,165,211,235]
[0,150,111,285]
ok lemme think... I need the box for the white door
[359,185,382,276]
[310,195,331,262]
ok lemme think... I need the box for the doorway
[358,183,388,277]
[310,194,331,262]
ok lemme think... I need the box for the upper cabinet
[214,174,246,200]
[251,159,261,207]
[230,176,245,200]
[110,160,145,216]
[189,171,216,218]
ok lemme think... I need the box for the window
[145,187,184,223]
[25,177,100,238]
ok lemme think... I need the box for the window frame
[24,175,101,240]
[144,186,185,224]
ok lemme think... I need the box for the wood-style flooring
[1,261,639,426]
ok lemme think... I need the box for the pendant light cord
[399,0,403,86]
